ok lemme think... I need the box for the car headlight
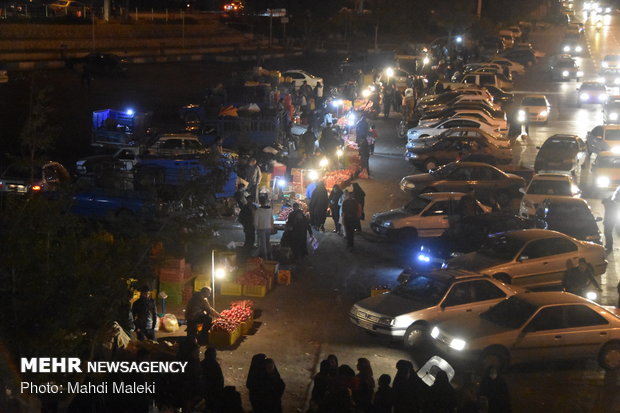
[517,109,526,122]
[383,221,393,228]
[599,93,608,102]
[540,110,548,116]
[586,291,598,300]
[606,7,611,12]
[450,338,467,351]
[563,45,571,52]
[610,112,619,120]
[577,71,584,77]
[404,182,415,189]
[576,46,583,53]
[603,62,609,68]
[378,317,395,326]
[430,327,440,339]
[562,70,570,77]
[408,153,418,159]
[417,253,431,263]
[597,176,611,187]
[581,92,590,101]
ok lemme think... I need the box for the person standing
[425,369,457,413]
[383,83,394,118]
[603,196,617,253]
[368,124,378,155]
[201,347,224,412]
[258,358,286,413]
[351,183,366,225]
[245,158,262,201]
[131,285,157,341]
[392,360,421,413]
[373,374,394,413]
[309,181,329,231]
[353,358,375,412]
[185,287,220,342]
[237,184,255,250]
[300,80,314,100]
[247,354,267,413]
[479,367,512,413]
[254,195,274,260]
[329,184,343,234]
[356,114,370,144]
[341,191,361,250]
[358,138,371,178]
[285,202,313,260]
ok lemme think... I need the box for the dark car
[405,135,512,170]
[536,198,602,244]
[0,164,35,197]
[534,134,587,174]
[501,49,537,67]
[67,52,128,77]
[485,85,514,106]
[400,162,525,207]
[417,213,536,267]
[603,97,620,123]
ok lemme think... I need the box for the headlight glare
[539,110,548,117]
[610,112,618,120]
[431,327,440,339]
[599,93,608,102]
[562,70,569,77]
[577,71,584,77]
[563,45,571,52]
[576,46,583,52]
[597,176,611,187]
[581,93,590,101]
[450,338,467,351]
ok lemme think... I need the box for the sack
[161,314,179,333]
[309,235,319,250]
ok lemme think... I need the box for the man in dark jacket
[185,287,221,341]
[341,191,361,250]
[131,285,157,341]
[603,196,617,253]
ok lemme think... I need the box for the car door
[511,238,578,287]
[559,305,612,358]
[437,166,476,192]
[513,306,568,363]
[416,200,452,237]
[437,279,509,322]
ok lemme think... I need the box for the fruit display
[211,301,254,333]
[323,169,355,190]
[238,268,271,286]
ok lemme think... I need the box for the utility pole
[476,0,482,19]
[269,9,273,48]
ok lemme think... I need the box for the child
[373,374,394,413]
[368,124,378,155]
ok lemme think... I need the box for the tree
[19,73,60,182]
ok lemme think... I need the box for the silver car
[349,269,521,348]
[447,229,607,289]
[431,292,620,371]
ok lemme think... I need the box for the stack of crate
[159,258,193,306]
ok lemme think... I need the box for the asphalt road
[4,9,620,412]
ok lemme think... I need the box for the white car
[349,269,521,347]
[406,127,511,150]
[424,94,501,112]
[601,55,620,70]
[431,292,620,371]
[406,116,501,141]
[418,111,508,133]
[447,229,607,289]
[370,192,492,240]
[518,94,551,123]
[488,57,526,76]
[519,173,580,218]
[281,69,323,89]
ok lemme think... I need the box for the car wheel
[493,273,512,284]
[599,342,620,370]
[424,159,438,171]
[403,323,428,349]
[480,346,509,372]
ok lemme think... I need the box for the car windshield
[582,84,606,91]
[405,197,432,214]
[546,201,591,218]
[542,139,577,151]
[480,296,538,329]
[596,156,620,168]
[391,275,450,305]
[557,60,576,68]
[430,163,457,179]
[605,56,620,63]
[478,234,525,260]
[522,97,547,106]
[604,129,620,141]
[527,179,572,195]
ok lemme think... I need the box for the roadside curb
[3,50,305,71]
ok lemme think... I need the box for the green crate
[160,281,185,296]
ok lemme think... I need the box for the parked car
[430,292,620,371]
[447,229,607,288]
[485,86,514,106]
[370,192,491,242]
[488,57,526,76]
[400,162,525,207]
[519,173,580,218]
[536,198,602,244]
[406,127,511,151]
[577,81,608,106]
[406,117,500,141]
[282,69,323,89]
[147,134,208,157]
[418,103,507,127]
[417,213,536,268]
[0,164,34,197]
[461,72,513,91]
[518,95,551,123]
[592,151,620,191]
[405,133,512,170]
[417,110,508,133]
[67,52,128,77]
[501,49,537,67]
[76,147,140,176]
[349,269,521,348]
[534,134,587,175]
[603,96,620,123]
[548,55,583,81]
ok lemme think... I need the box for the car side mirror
[519,187,526,194]
[518,255,529,262]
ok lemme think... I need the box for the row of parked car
[353,29,620,372]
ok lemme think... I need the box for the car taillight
[31,185,41,192]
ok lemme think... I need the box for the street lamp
[211,249,227,308]
[455,35,463,44]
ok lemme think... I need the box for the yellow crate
[371,288,390,297]
[240,316,254,335]
[208,326,242,347]
[220,281,243,296]
[242,284,268,297]
[194,275,212,292]
[277,270,291,286]
[262,260,279,275]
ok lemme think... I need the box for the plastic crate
[243,284,268,297]
[159,268,185,282]
[160,281,185,297]
[261,260,279,275]
[240,316,254,335]
[220,281,243,296]
[194,275,212,292]
[277,270,291,285]
[208,326,242,347]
